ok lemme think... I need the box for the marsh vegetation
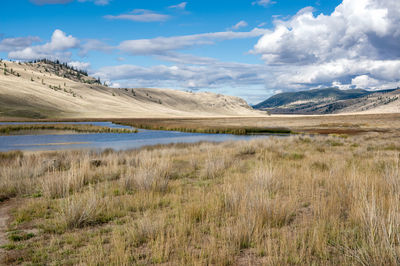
[116,120,291,135]
[1,132,400,264]
[111,113,400,136]
[0,124,137,135]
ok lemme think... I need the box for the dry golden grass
[121,150,171,192]
[1,132,400,265]
[5,113,400,135]
[112,113,400,135]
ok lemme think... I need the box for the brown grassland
[2,113,399,135]
[111,113,400,135]
[0,114,400,265]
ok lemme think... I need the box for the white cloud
[0,36,41,52]
[231,20,248,30]
[4,31,112,61]
[169,2,187,10]
[104,9,170,22]
[79,39,112,56]
[92,57,267,93]
[45,29,79,50]
[68,61,91,71]
[252,0,276,7]
[93,53,269,103]
[351,75,380,89]
[252,0,400,91]
[78,0,110,5]
[155,52,217,65]
[119,28,268,55]
[263,59,400,91]
[8,29,79,60]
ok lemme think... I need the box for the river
[0,122,285,152]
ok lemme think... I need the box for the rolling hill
[0,59,259,119]
[254,87,400,114]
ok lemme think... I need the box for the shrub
[60,187,106,229]
[201,150,229,179]
[123,151,171,192]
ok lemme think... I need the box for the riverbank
[111,113,400,136]
[1,113,399,135]
[1,132,400,264]
[0,124,137,135]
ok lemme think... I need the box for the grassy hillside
[0,59,258,119]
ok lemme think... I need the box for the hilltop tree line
[0,58,103,85]
[28,59,89,77]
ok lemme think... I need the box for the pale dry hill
[0,60,259,119]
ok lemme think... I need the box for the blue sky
[1,0,399,103]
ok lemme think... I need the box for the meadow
[1,128,400,265]
[111,113,400,135]
[2,113,400,135]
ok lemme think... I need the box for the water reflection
[0,122,281,152]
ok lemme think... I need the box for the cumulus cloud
[104,9,170,22]
[119,28,268,55]
[8,29,79,60]
[0,36,41,52]
[231,20,248,30]
[3,31,113,61]
[267,59,400,90]
[169,2,187,10]
[252,0,400,91]
[68,61,91,71]
[351,75,380,89]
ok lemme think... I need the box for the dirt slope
[0,60,260,119]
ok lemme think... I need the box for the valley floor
[3,113,399,135]
[0,114,400,264]
[110,113,400,135]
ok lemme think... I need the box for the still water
[0,122,280,152]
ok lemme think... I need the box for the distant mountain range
[253,87,400,114]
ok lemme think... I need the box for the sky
[1,0,399,104]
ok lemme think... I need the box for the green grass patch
[8,231,35,242]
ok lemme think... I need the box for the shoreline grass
[116,121,292,135]
[0,124,137,135]
[1,113,399,135]
[1,132,400,264]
